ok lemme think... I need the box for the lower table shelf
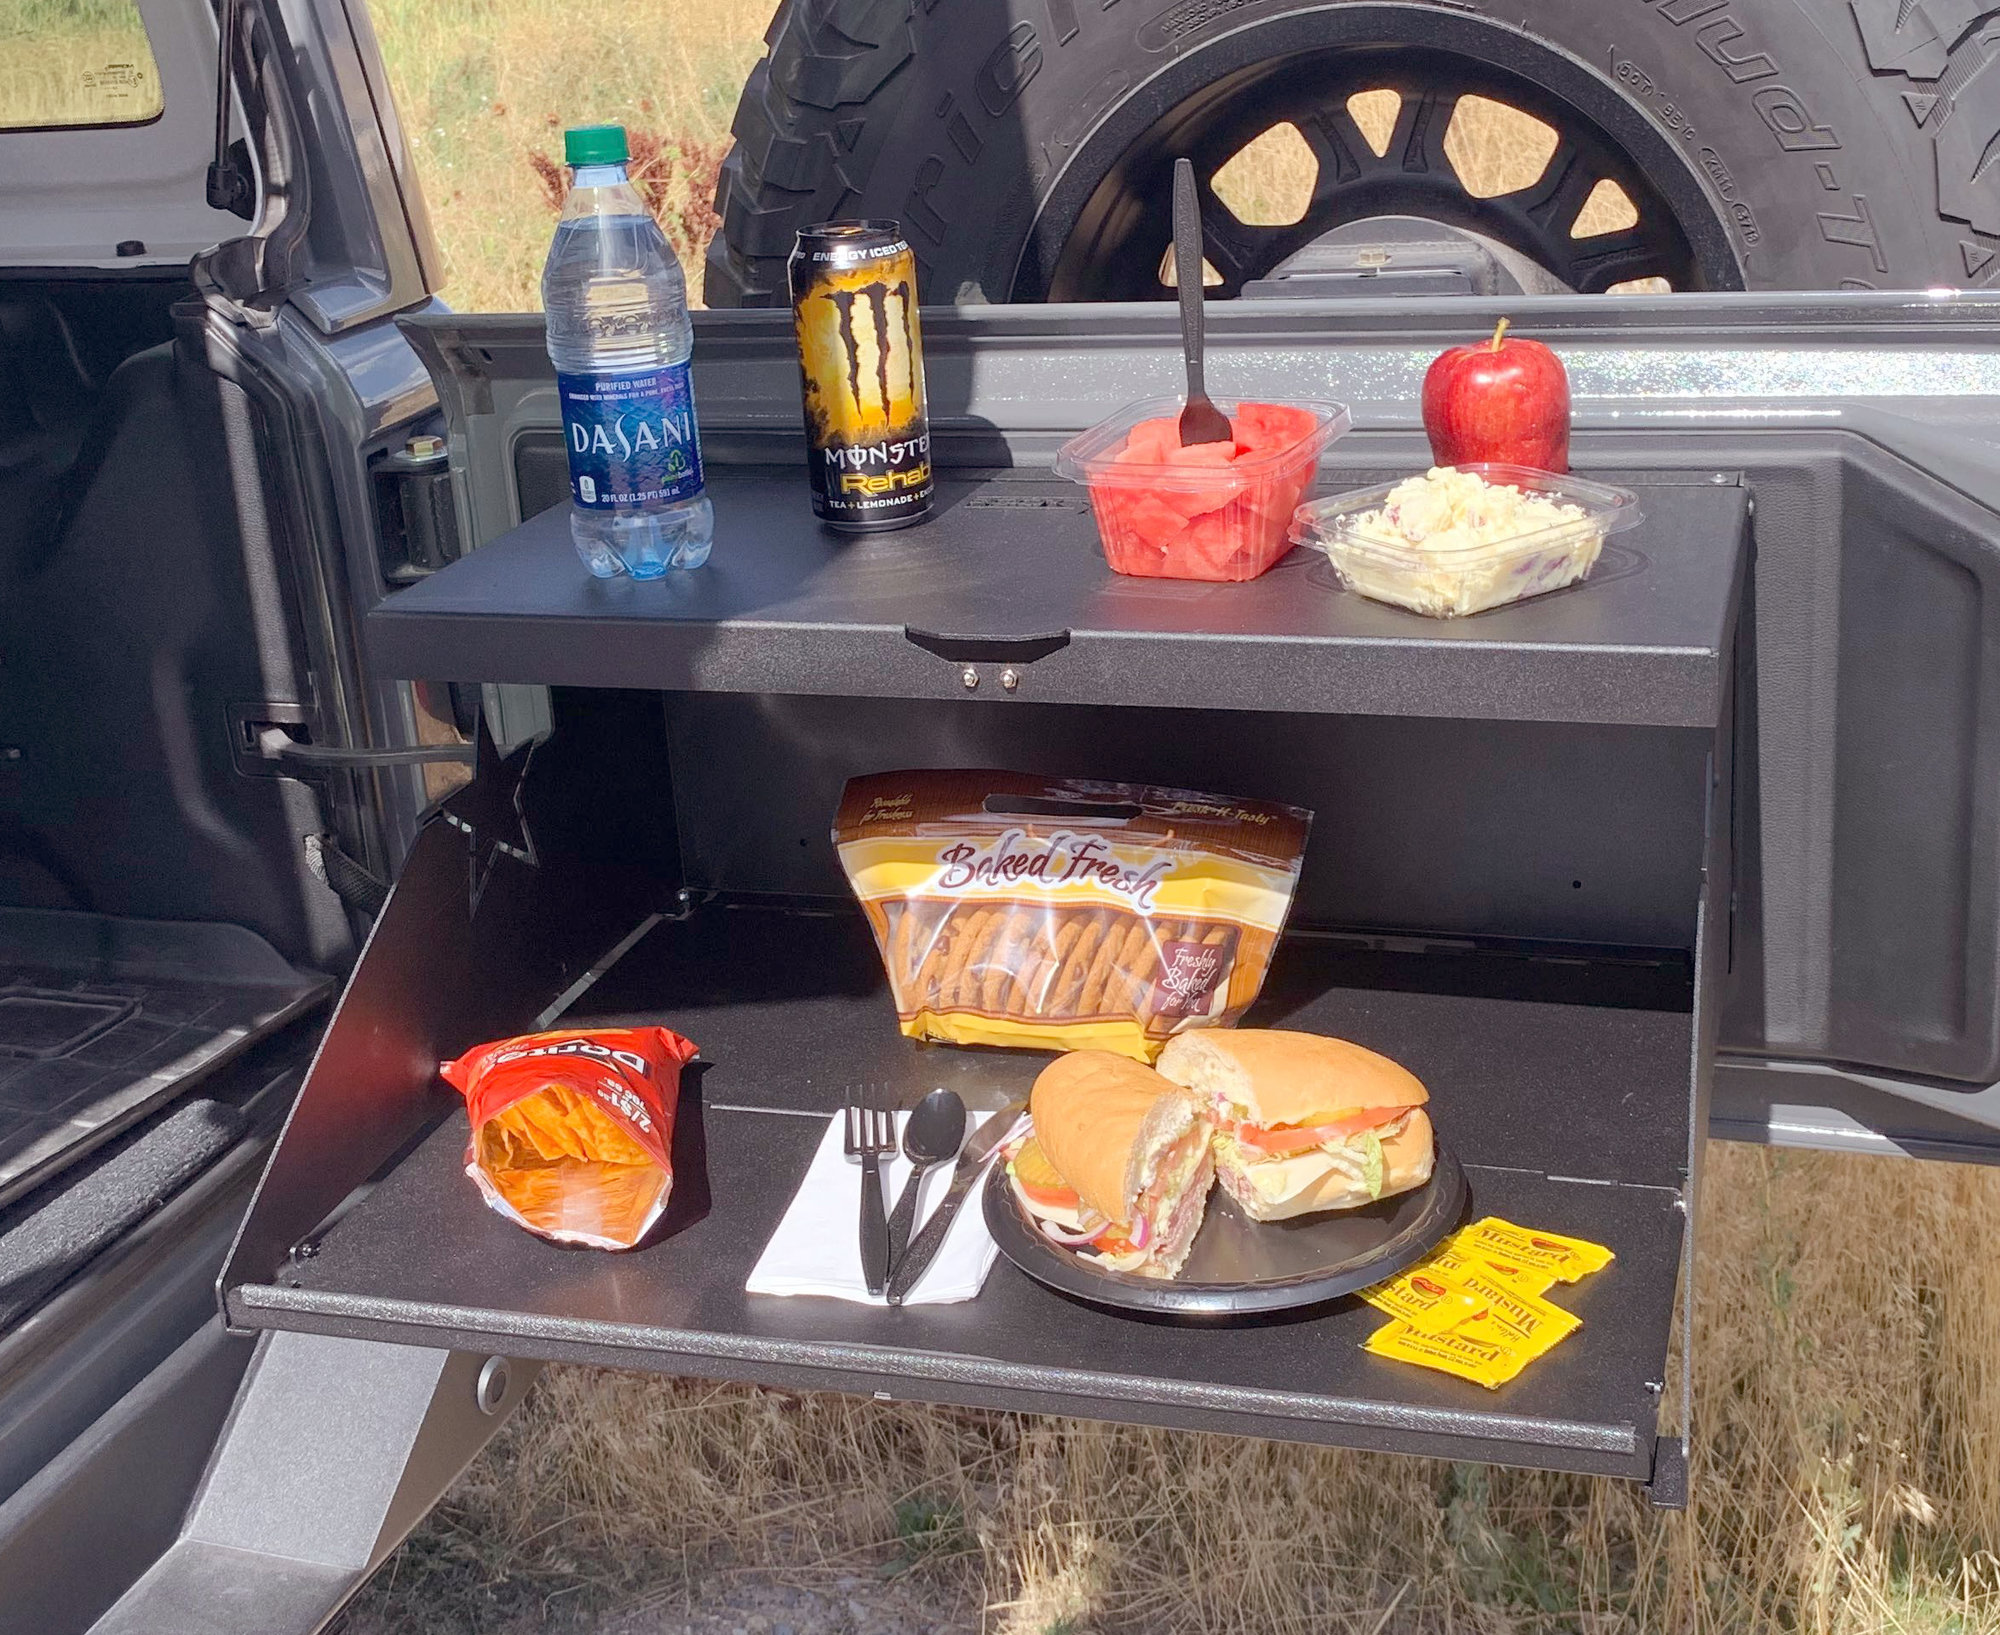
[228,906,1694,1484]
[238,1107,1679,1478]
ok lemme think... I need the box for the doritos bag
[443,1026,698,1250]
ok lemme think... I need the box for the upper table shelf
[366,468,1748,727]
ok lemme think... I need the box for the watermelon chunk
[1088,403,1323,581]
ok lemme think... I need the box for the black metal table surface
[229,915,1691,1482]
[365,470,1748,727]
[239,1103,1678,1480]
[557,903,1695,1191]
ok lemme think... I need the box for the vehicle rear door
[0,0,499,1625]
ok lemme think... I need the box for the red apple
[1421,318,1571,473]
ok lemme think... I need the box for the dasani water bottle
[543,124,713,576]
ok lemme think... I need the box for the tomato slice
[1233,1107,1413,1155]
[1010,1137,1082,1213]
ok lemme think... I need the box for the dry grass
[368,0,766,309]
[355,1142,2000,1633]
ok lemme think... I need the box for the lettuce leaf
[1355,1129,1385,1199]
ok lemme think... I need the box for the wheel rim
[1022,16,1743,302]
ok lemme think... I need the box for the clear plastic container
[1053,396,1349,582]
[1291,463,1642,617]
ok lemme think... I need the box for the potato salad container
[1291,464,1642,617]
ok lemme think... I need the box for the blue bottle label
[556,362,703,509]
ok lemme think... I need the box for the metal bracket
[87,1331,538,1635]
[1646,1435,1689,1510]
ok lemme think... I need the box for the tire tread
[704,0,916,306]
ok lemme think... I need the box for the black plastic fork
[843,1085,896,1296]
[1173,157,1232,449]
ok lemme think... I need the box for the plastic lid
[564,125,629,166]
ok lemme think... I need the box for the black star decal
[438,717,539,917]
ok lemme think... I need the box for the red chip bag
[442,1026,698,1250]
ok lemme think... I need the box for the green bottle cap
[564,125,629,166]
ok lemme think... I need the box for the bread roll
[1029,1050,1201,1225]
[1157,1029,1427,1126]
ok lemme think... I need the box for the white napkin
[746,1110,1010,1306]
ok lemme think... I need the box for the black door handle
[902,627,1071,665]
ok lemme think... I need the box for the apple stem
[1490,317,1511,354]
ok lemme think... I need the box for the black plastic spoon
[1173,157,1232,448]
[884,1088,967,1288]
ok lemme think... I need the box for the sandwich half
[1007,1050,1215,1277]
[1157,1030,1433,1222]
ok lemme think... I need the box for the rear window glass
[1,0,164,131]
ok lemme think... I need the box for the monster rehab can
[789,221,933,531]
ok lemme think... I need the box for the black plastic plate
[982,1144,1467,1317]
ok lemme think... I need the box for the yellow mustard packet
[1404,1241,1558,1300]
[1360,1218,1604,1385]
[1363,1257,1581,1349]
[1450,1268,1581,1353]
[1364,1321,1532,1390]
[1456,1216,1615,1284]
[1361,1265,1483,1333]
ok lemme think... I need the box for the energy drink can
[788,221,933,532]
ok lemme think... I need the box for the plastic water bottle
[543,124,713,576]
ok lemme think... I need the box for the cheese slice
[1220,1137,1374,1205]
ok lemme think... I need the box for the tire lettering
[1140,0,1253,51]
[1614,54,1657,98]
[906,155,949,244]
[934,94,984,161]
[1637,1,1848,158]
[1752,85,1840,151]
[1609,48,1698,142]
[1045,0,1080,44]
[1694,18,1779,83]
[1819,194,1889,272]
[977,22,1043,116]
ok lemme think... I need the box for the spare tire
[706,0,2000,306]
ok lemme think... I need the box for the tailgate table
[222,465,1743,1500]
